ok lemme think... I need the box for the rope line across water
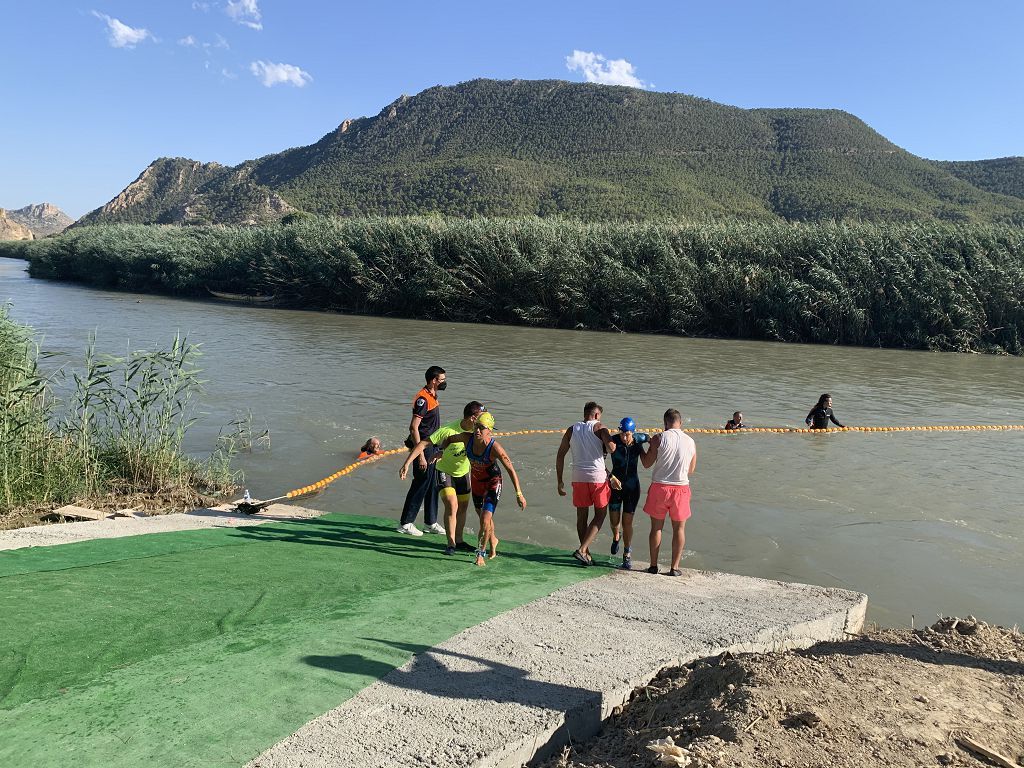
[279,424,1024,502]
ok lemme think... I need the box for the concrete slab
[0,503,321,551]
[51,505,110,521]
[249,569,867,768]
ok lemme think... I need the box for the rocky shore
[544,617,1023,768]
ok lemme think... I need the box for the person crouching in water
[403,412,526,566]
[609,417,649,570]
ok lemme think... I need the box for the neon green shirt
[431,420,470,477]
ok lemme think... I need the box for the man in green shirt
[402,401,485,555]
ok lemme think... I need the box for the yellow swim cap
[477,411,495,429]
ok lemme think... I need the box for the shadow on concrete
[800,637,1024,676]
[228,516,583,569]
[304,637,604,763]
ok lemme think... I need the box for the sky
[2,1,1023,218]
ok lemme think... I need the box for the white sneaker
[397,523,423,536]
[424,522,446,535]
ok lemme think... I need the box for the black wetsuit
[806,406,844,429]
[609,433,648,514]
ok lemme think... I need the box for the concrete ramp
[249,569,867,768]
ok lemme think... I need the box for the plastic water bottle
[242,489,252,503]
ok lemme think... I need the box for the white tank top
[570,420,607,483]
[652,429,695,486]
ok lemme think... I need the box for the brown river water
[3,257,1022,626]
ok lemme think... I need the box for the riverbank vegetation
[3,216,1024,354]
[0,307,236,526]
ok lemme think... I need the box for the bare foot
[488,537,499,559]
[475,553,486,567]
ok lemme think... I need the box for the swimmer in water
[806,393,845,430]
[724,412,745,430]
[358,436,382,460]
[404,411,526,566]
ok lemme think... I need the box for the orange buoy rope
[276,424,1023,501]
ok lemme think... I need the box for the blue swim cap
[619,417,636,433]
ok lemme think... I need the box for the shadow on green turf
[228,516,584,569]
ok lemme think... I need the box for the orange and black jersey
[405,387,440,448]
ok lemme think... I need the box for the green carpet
[0,513,601,767]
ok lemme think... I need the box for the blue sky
[2,1,1023,218]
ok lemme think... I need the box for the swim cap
[477,412,495,429]
[619,417,636,433]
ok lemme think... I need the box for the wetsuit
[609,433,648,515]
[400,388,440,526]
[466,437,502,514]
[724,420,744,430]
[806,406,844,430]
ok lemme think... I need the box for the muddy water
[4,257,1022,626]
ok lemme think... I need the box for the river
[3,256,1022,626]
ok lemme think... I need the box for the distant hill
[78,79,1024,225]
[0,209,34,241]
[3,203,73,238]
[932,157,1024,201]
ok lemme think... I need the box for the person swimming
[358,436,382,460]
[724,412,745,430]
[806,394,845,430]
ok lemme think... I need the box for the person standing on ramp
[640,408,697,576]
[397,366,447,536]
[555,401,619,566]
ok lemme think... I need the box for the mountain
[78,79,1024,225]
[4,203,74,237]
[0,209,34,241]
[932,157,1024,201]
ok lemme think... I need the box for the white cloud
[226,0,262,30]
[92,11,154,48]
[222,68,238,80]
[192,2,210,10]
[250,60,312,88]
[565,50,650,89]
[213,33,230,49]
[178,35,197,47]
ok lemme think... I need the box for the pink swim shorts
[572,481,611,509]
[643,483,692,522]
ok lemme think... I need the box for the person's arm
[829,409,845,428]
[805,409,815,427]
[494,443,526,509]
[640,433,661,469]
[400,434,463,479]
[594,422,616,453]
[689,445,697,475]
[555,427,572,496]
[408,413,426,469]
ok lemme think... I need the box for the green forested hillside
[934,157,1024,201]
[79,79,1024,225]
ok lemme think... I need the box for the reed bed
[5,217,1024,354]
[0,306,235,518]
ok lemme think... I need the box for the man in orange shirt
[398,366,447,536]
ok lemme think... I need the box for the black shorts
[609,486,641,515]
[438,472,470,496]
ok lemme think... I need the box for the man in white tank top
[640,408,697,576]
[555,401,619,565]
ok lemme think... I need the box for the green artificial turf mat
[0,513,601,767]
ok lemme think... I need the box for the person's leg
[649,515,665,572]
[669,519,687,572]
[439,487,458,549]
[608,504,622,554]
[578,505,607,557]
[476,510,493,567]
[575,507,589,543]
[422,461,439,527]
[399,458,430,527]
[454,474,471,549]
[621,512,634,567]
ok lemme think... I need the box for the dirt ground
[0,488,226,530]
[543,617,1024,768]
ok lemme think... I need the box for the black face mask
[436,381,447,391]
